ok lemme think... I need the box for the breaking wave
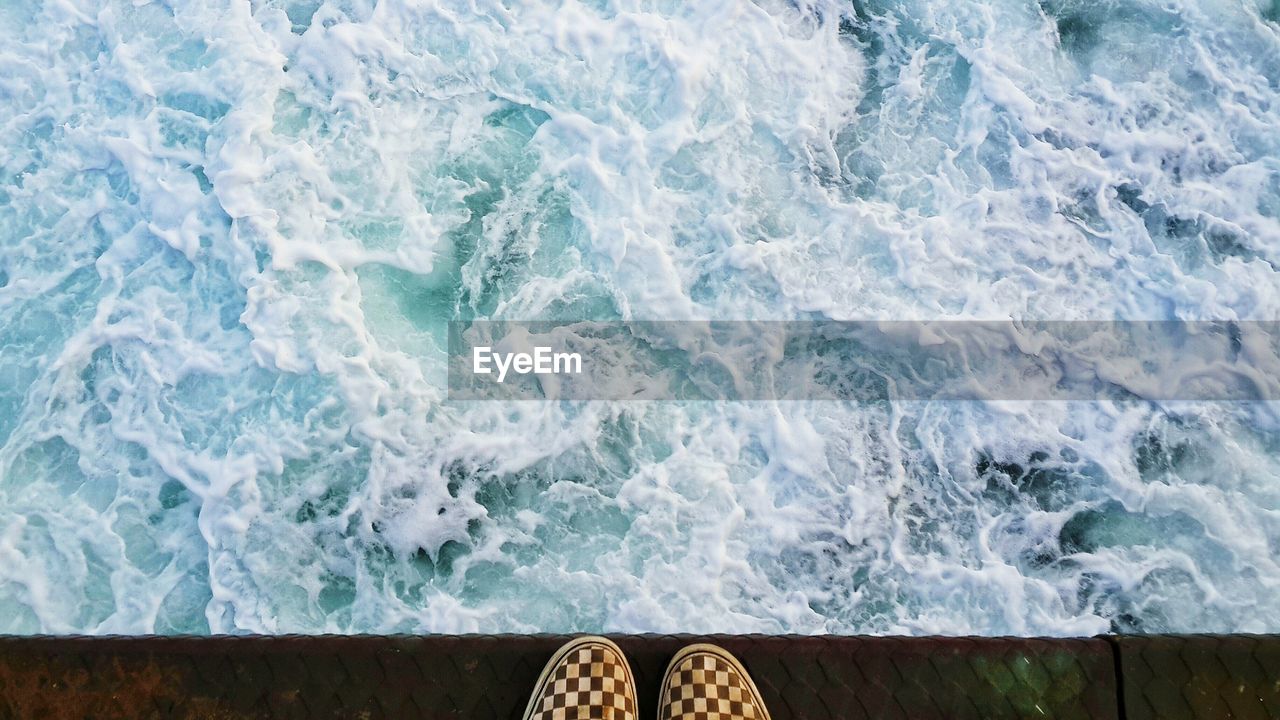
[1,0,1279,634]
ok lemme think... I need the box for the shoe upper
[659,650,770,720]
[527,640,638,720]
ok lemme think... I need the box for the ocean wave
[0,0,1278,634]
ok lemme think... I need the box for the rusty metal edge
[5,633,1277,719]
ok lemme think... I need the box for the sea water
[0,0,1278,635]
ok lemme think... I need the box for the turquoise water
[0,0,1279,635]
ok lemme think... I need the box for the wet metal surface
[0,634,1272,718]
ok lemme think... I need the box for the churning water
[1,0,1279,635]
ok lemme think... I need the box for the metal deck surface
[0,634,1276,719]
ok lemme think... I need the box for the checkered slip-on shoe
[521,636,639,720]
[658,644,772,720]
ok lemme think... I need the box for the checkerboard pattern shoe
[521,636,638,720]
[658,644,772,720]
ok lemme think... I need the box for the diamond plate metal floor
[0,634,1275,719]
[1113,635,1280,720]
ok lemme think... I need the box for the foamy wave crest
[0,0,1278,634]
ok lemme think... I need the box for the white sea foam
[0,0,1278,635]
